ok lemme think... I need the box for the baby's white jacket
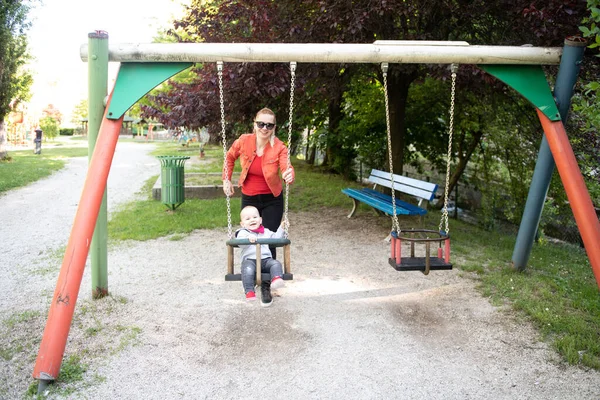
[235,226,285,261]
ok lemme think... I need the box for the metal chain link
[218,61,233,239]
[283,62,296,238]
[439,64,457,235]
[382,63,400,233]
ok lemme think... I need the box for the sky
[25,0,189,127]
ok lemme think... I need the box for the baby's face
[241,208,262,230]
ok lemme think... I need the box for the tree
[70,98,88,126]
[572,0,600,205]
[41,103,62,124]
[145,0,587,183]
[0,0,33,159]
[39,116,58,140]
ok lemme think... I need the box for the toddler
[236,205,286,307]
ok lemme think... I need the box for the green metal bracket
[478,65,561,121]
[107,62,193,120]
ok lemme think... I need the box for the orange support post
[537,110,600,289]
[33,97,124,382]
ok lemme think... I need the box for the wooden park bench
[342,169,438,234]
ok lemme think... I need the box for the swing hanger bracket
[381,62,389,75]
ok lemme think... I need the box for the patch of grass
[450,218,600,369]
[29,246,65,277]
[0,309,44,389]
[108,158,362,241]
[290,162,366,211]
[58,354,87,383]
[108,194,238,241]
[0,147,88,194]
[168,233,186,241]
[3,310,41,330]
[114,325,142,353]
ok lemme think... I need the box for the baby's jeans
[241,257,283,293]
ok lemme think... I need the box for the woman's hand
[223,180,235,196]
[282,167,294,184]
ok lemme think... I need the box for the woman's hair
[255,108,276,124]
[254,108,277,146]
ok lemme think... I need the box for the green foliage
[70,99,88,126]
[405,77,454,170]
[461,92,541,228]
[59,128,75,136]
[0,0,32,120]
[39,116,59,140]
[573,2,600,211]
[339,75,387,171]
[570,84,600,209]
[580,0,600,49]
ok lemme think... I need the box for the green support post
[88,31,109,298]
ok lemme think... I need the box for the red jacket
[223,133,295,197]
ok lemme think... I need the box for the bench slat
[341,188,424,216]
[369,169,438,201]
[361,188,427,215]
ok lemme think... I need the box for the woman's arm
[222,138,241,181]
[223,138,242,196]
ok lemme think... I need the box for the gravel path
[1,140,600,399]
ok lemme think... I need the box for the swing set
[32,37,600,394]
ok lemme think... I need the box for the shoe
[271,276,285,290]
[246,291,256,301]
[261,281,273,307]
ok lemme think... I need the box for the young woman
[222,108,295,304]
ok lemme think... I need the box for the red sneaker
[246,291,257,301]
[271,276,285,290]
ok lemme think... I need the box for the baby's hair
[240,205,259,218]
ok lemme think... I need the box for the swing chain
[283,61,296,238]
[218,61,233,239]
[382,63,400,233]
[439,64,457,235]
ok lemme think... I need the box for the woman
[222,108,295,303]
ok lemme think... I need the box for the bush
[39,116,59,140]
[59,128,75,136]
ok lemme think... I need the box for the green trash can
[157,156,190,210]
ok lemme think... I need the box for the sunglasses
[255,121,275,130]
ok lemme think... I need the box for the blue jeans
[241,257,283,293]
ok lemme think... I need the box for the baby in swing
[236,205,286,307]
